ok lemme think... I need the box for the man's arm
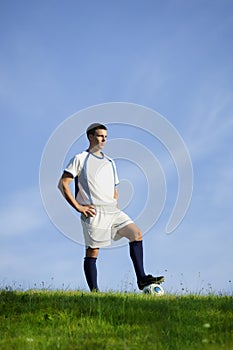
[58,172,96,217]
[114,187,119,208]
[114,187,118,200]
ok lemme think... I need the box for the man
[58,123,164,292]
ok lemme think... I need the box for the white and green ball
[143,283,164,296]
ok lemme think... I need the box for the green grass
[0,290,233,350]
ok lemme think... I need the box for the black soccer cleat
[138,274,165,290]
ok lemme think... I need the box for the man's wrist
[75,202,82,213]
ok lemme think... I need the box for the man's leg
[84,247,99,292]
[117,223,146,281]
[129,240,146,281]
[117,223,164,289]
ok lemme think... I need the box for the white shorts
[80,205,133,248]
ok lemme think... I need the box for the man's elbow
[57,178,64,194]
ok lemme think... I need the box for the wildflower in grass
[202,338,209,343]
[203,323,211,329]
[26,338,34,342]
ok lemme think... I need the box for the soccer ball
[143,283,165,296]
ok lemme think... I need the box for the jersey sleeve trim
[63,170,74,177]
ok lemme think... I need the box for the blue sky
[1,0,233,294]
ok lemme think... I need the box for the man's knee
[134,229,142,241]
[118,223,143,242]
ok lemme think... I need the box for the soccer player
[58,123,164,292]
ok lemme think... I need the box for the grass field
[0,289,233,350]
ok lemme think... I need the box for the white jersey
[64,151,119,206]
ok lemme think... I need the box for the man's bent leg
[117,224,146,282]
[129,240,146,282]
[117,223,142,242]
[84,247,99,292]
[117,224,165,289]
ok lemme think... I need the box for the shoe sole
[139,276,165,290]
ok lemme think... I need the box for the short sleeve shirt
[64,151,119,206]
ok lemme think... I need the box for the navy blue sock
[84,257,98,291]
[129,240,146,282]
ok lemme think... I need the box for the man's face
[89,129,107,151]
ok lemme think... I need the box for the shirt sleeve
[64,155,80,178]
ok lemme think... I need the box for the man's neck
[88,147,103,157]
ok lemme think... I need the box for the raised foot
[138,274,165,290]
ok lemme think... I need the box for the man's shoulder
[73,150,89,160]
[104,154,115,162]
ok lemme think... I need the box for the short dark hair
[86,123,107,138]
